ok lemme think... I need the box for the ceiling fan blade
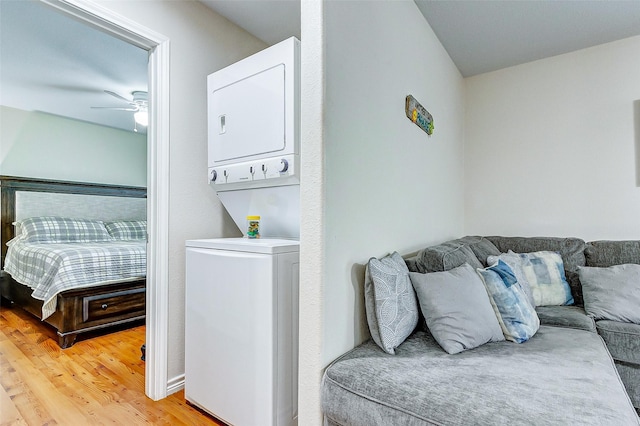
[104,90,133,104]
[91,106,138,111]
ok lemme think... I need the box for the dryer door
[209,64,286,165]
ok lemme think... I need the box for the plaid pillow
[105,220,147,240]
[19,216,113,243]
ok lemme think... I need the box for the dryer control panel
[208,154,298,191]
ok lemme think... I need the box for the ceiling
[203,0,640,77]
[415,0,640,77]
[2,1,640,134]
[0,0,148,134]
[200,0,301,46]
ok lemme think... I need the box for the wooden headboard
[0,175,146,268]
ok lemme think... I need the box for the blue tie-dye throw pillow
[477,260,540,343]
[487,252,536,308]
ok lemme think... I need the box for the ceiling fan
[92,90,148,132]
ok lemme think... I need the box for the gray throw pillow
[409,264,504,354]
[577,264,640,324]
[365,252,419,354]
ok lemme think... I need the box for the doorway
[0,0,170,400]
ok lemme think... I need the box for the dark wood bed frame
[0,175,147,348]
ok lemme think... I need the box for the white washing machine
[184,238,299,426]
[185,36,301,426]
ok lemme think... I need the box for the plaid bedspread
[3,240,146,319]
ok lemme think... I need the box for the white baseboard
[167,374,185,395]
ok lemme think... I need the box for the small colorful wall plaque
[405,95,434,135]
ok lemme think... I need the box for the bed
[0,175,147,348]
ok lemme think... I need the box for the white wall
[298,0,325,424]
[94,0,266,383]
[465,35,640,241]
[297,0,466,423]
[0,106,146,186]
[322,0,465,364]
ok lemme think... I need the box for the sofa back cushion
[412,236,499,273]
[585,240,640,267]
[415,243,481,273]
[485,236,586,306]
[458,236,502,266]
[486,236,587,270]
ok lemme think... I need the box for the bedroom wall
[0,106,146,186]
[297,1,465,423]
[93,0,266,387]
[465,35,640,241]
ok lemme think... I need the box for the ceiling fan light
[134,110,148,127]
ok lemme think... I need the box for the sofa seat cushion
[322,327,639,426]
[596,320,640,365]
[535,306,596,332]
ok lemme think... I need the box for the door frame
[41,0,171,400]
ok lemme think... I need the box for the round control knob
[211,170,217,182]
[279,159,289,173]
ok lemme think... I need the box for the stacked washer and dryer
[184,38,301,426]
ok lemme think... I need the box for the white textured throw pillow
[365,252,419,355]
[490,251,573,306]
[577,264,640,324]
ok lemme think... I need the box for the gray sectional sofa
[322,236,640,425]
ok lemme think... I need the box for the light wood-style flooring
[0,306,223,425]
